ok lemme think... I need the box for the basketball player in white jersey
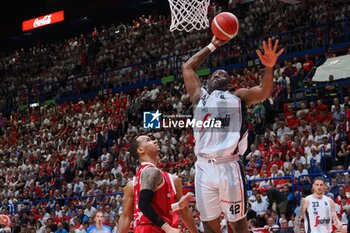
[294,177,346,233]
[182,36,283,233]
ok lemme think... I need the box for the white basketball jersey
[193,88,248,158]
[304,195,332,233]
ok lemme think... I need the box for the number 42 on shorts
[229,203,240,215]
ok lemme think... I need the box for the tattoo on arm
[140,167,163,191]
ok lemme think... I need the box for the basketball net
[168,0,210,32]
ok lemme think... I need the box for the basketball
[211,12,239,41]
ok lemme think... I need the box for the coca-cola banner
[22,11,64,31]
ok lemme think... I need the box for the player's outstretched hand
[178,192,196,210]
[256,38,284,68]
[211,36,230,47]
[0,214,11,227]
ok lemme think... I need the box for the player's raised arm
[118,181,134,233]
[139,167,180,233]
[235,38,284,106]
[182,36,228,104]
[294,198,307,232]
[330,197,347,233]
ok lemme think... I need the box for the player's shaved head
[208,69,232,93]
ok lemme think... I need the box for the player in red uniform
[118,135,198,233]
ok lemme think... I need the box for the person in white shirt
[303,139,314,157]
[277,121,292,141]
[84,202,97,218]
[111,161,123,177]
[341,205,350,226]
[172,97,183,114]
[259,173,272,189]
[294,163,309,185]
[150,84,160,101]
[140,86,152,101]
[54,204,63,218]
[317,136,331,157]
[245,144,262,161]
[251,194,269,217]
[291,152,307,166]
[306,147,321,168]
[277,72,291,99]
[296,102,309,118]
[314,128,327,144]
[73,177,85,195]
[292,57,302,73]
[331,98,345,113]
[101,148,112,164]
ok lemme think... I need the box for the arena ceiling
[0,0,167,51]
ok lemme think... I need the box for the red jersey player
[118,135,198,233]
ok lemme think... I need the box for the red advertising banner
[22,11,64,31]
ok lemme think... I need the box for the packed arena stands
[0,0,350,232]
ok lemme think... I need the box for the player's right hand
[211,36,229,47]
[256,38,284,68]
[178,192,196,209]
[162,223,181,233]
[0,214,11,227]
[167,228,181,233]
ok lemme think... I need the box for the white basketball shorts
[195,157,247,222]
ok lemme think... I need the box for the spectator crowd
[0,0,348,112]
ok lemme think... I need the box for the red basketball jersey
[133,162,177,228]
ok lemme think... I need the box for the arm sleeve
[138,189,166,228]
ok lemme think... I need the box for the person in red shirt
[316,99,328,112]
[302,54,314,75]
[118,135,198,233]
[286,112,300,129]
[268,154,284,170]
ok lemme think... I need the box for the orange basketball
[211,12,239,41]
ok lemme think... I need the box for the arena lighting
[29,103,39,108]
[22,11,64,32]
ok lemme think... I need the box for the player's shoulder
[301,196,311,205]
[103,225,113,232]
[86,225,96,232]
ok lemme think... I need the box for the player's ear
[137,146,144,156]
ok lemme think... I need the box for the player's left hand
[0,214,11,227]
[256,38,284,68]
[178,192,196,209]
